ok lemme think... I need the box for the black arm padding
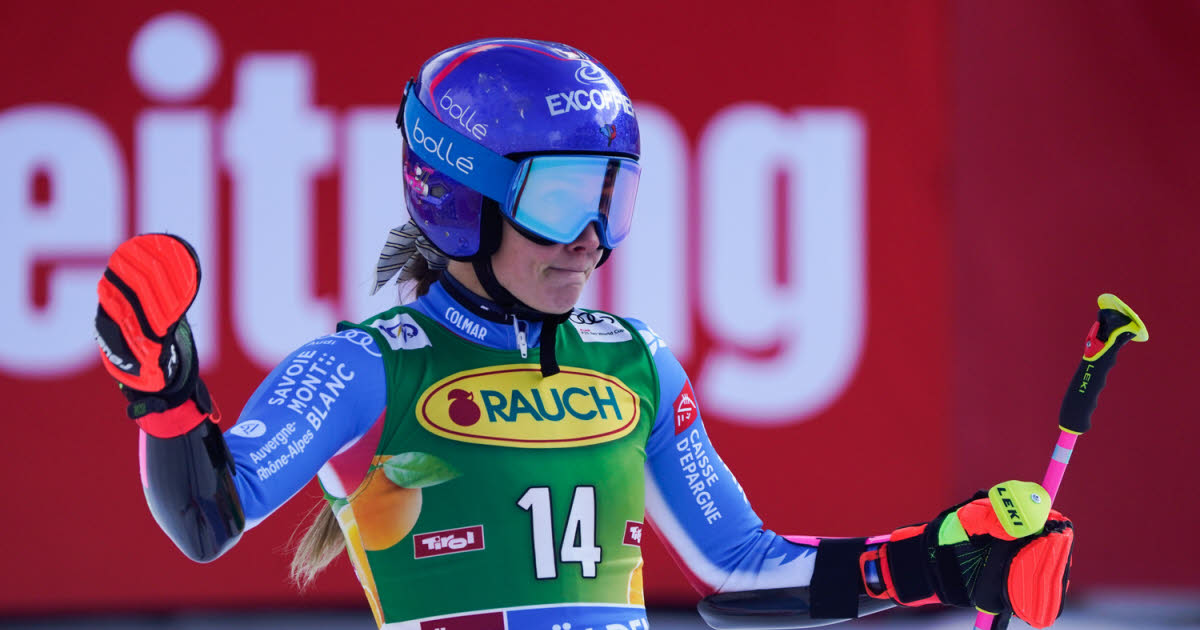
[698,587,894,629]
[143,418,245,562]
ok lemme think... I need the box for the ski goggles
[503,155,639,248]
[400,83,641,249]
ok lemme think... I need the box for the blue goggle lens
[504,156,640,248]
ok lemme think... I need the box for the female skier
[94,38,1074,630]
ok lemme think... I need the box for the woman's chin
[525,282,586,314]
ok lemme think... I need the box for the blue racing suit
[142,273,889,628]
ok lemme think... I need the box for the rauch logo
[416,365,640,448]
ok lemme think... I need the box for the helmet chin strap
[471,252,572,378]
[469,205,619,378]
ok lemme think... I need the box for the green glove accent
[937,512,969,545]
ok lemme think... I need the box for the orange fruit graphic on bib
[350,453,459,551]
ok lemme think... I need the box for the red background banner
[0,0,1195,615]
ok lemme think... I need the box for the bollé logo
[438,93,487,140]
[409,115,475,175]
[416,365,640,448]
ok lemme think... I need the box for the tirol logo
[417,365,640,448]
[413,525,484,559]
[674,381,699,434]
[623,520,643,546]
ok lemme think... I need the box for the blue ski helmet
[398,38,641,260]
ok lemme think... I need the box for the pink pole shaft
[972,429,1078,629]
[1041,430,1078,502]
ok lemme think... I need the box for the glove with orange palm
[94,233,217,437]
[860,481,1075,629]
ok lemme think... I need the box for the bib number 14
[516,486,601,579]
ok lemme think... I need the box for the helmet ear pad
[401,146,484,260]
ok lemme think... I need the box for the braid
[373,219,449,300]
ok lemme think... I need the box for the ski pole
[972,293,1148,630]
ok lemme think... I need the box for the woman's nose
[569,223,602,251]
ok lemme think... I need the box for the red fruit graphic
[447,389,481,426]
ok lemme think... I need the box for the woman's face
[491,221,604,314]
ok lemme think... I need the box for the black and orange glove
[94,233,217,437]
[860,480,1075,629]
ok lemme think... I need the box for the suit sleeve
[223,329,387,528]
[628,318,890,602]
[141,328,387,561]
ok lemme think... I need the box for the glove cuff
[860,524,944,607]
[126,377,219,438]
[132,397,215,438]
[863,491,989,609]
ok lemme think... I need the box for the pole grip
[1058,305,1139,434]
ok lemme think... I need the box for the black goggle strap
[596,158,620,219]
